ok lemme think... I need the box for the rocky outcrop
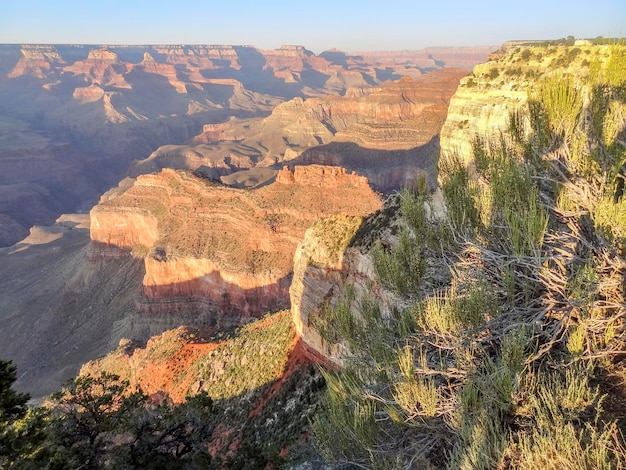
[64,47,130,88]
[289,206,411,364]
[72,84,106,103]
[90,166,382,324]
[134,52,187,93]
[136,69,467,189]
[7,45,65,79]
[440,43,621,165]
[261,45,331,79]
[275,164,368,187]
[192,120,246,143]
[290,215,365,364]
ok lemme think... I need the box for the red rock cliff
[90,166,381,325]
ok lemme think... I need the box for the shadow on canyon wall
[281,134,441,193]
[0,223,296,398]
[136,268,293,329]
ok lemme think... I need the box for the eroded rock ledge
[90,166,382,326]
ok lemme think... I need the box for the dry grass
[312,43,626,469]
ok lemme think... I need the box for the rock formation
[440,43,623,166]
[132,69,467,191]
[7,45,65,79]
[90,166,382,325]
[289,214,374,364]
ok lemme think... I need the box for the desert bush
[372,228,425,297]
[438,152,480,233]
[505,67,523,76]
[512,363,624,469]
[416,279,495,336]
[311,367,381,464]
[535,76,582,141]
[399,179,427,235]
[313,45,626,470]
[448,411,508,470]
[592,195,626,245]
[488,68,500,79]
[606,44,626,87]
[473,136,549,258]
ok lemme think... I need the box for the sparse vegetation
[311,45,626,468]
[488,67,500,79]
[2,311,325,468]
[5,42,626,470]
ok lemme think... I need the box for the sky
[1,0,624,53]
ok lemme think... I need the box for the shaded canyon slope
[0,215,145,397]
[0,44,491,246]
[131,69,468,191]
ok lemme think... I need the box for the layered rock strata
[440,43,622,165]
[90,166,382,325]
[0,44,488,246]
[135,69,467,191]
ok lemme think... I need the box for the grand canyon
[0,43,485,394]
[1,41,625,468]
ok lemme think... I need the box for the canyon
[1,38,623,468]
[0,44,491,247]
[91,165,382,324]
[130,69,467,191]
[0,43,491,399]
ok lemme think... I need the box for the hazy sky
[1,0,624,52]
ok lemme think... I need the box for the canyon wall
[90,166,382,325]
[134,69,467,191]
[440,43,624,165]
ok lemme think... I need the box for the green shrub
[372,228,424,297]
[513,363,624,469]
[536,76,582,141]
[438,152,480,232]
[312,46,626,469]
[488,68,500,79]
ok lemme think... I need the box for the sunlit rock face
[90,166,382,325]
[439,43,622,167]
[289,206,413,365]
